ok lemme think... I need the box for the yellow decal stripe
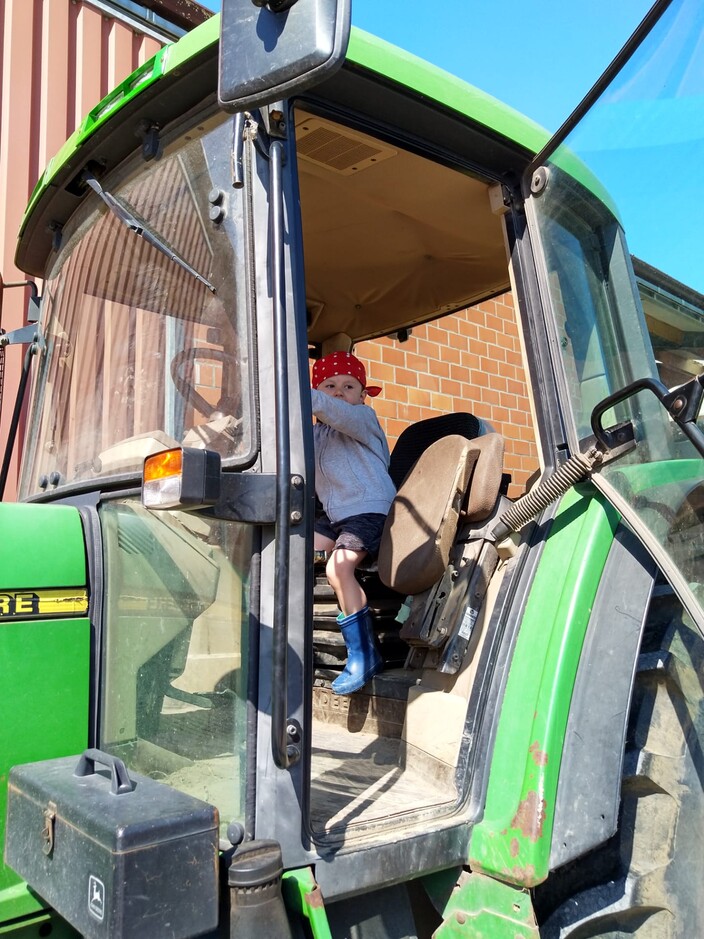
[0,588,89,619]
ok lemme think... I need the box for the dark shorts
[315,512,387,559]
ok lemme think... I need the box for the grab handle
[73,748,136,795]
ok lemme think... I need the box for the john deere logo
[88,874,105,922]
[0,589,88,619]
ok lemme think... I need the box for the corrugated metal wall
[0,0,177,500]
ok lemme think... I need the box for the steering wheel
[171,347,232,418]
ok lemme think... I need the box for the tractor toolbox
[5,749,219,939]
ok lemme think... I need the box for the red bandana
[311,351,382,397]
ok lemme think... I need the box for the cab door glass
[526,0,704,621]
[99,498,253,839]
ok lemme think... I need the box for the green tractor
[0,0,702,936]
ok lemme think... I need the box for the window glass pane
[529,0,704,619]
[99,498,252,837]
[20,115,250,498]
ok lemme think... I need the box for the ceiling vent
[296,118,397,175]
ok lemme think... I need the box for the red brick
[471,370,490,389]
[458,319,480,339]
[480,356,500,376]
[407,387,432,407]
[477,325,498,345]
[443,380,462,397]
[450,364,471,383]
[416,338,440,359]
[425,325,447,345]
[381,346,407,367]
[430,393,454,411]
[418,373,440,392]
[395,368,419,387]
[480,386,500,404]
[430,359,451,378]
[373,399,397,419]
[384,383,408,402]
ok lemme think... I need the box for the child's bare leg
[326,548,367,616]
[314,532,335,564]
[314,533,335,552]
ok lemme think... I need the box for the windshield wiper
[83,171,216,293]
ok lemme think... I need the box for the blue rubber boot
[331,606,383,695]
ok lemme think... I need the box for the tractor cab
[1,0,703,936]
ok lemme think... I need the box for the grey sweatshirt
[312,389,396,524]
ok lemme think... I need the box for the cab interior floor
[309,670,457,833]
[309,572,458,832]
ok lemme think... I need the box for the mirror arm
[591,374,704,459]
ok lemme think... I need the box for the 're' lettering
[0,592,40,616]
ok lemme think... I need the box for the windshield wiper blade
[83,171,216,293]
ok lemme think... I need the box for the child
[311,351,396,695]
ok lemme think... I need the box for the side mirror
[218,0,351,112]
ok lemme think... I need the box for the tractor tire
[538,585,704,938]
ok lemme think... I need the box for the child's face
[317,373,367,405]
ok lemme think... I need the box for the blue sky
[202,2,704,293]
[202,1,654,132]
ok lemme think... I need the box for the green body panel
[345,29,547,154]
[0,504,90,924]
[0,910,78,937]
[282,868,333,939]
[614,457,702,493]
[0,503,86,589]
[469,485,620,888]
[0,616,91,918]
[434,871,538,937]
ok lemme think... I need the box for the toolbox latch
[41,801,57,856]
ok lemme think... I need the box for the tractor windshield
[19,113,252,499]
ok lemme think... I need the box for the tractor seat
[388,412,482,489]
[378,432,505,596]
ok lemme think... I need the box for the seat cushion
[388,412,481,489]
[378,435,478,595]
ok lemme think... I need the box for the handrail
[269,137,299,769]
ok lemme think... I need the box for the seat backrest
[378,432,504,596]
[388,412,481,489]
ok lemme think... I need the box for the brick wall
[356,292,538,499]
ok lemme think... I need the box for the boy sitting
[311,351,396,694]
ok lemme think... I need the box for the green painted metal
[281,868,333,939]
[607,457,702,493]
[0,504,90,926]
[346,29,547,155]
[420,866,464,915]
[160,12,219,74]
[468,485,620,888]
[434,871,539,938]
[0,615,91,919]
[0,503,86,589]
[0,910,78,937]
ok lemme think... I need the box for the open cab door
[523,0,704,633]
